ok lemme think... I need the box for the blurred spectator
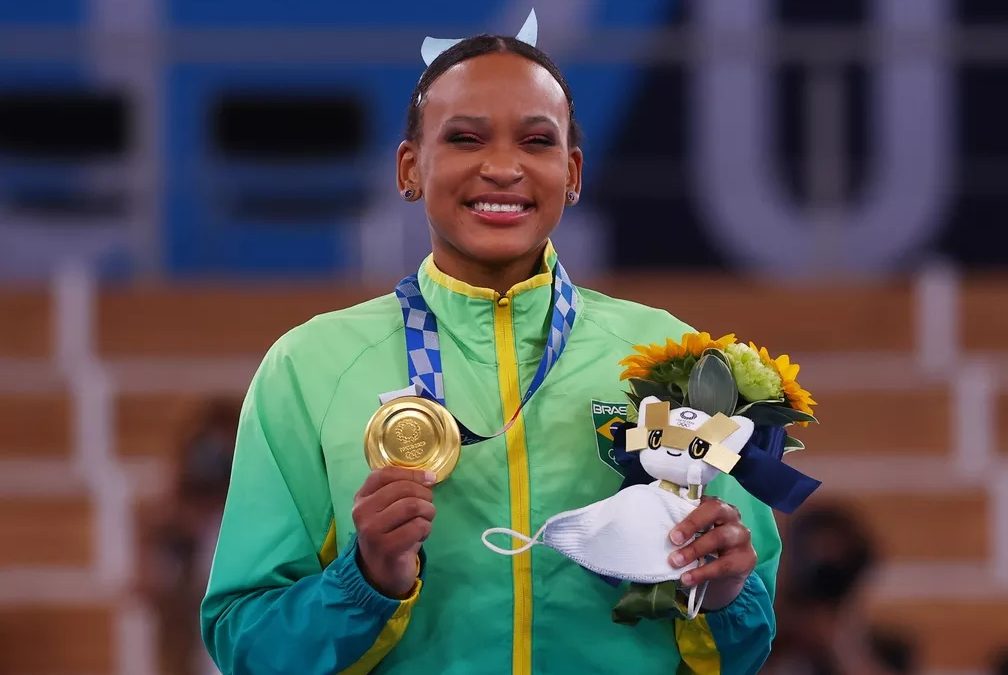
[764,504,917,675]
[991,647,1008,675]
[136,400,241,675]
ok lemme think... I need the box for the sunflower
[749,342,817,421]
[619,332,736,381]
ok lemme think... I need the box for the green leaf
[686,353,738,416]
[629,378,672,402]
[740,403,818,427]
[628,378,684,408]
[701,347,731,368]
[735,398,785,415]
[664,382,685,406]
[783,435,805,453]
[611,581,688,625]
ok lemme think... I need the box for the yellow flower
[749,342,817,422]
[619,332,736,381]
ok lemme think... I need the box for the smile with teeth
[469,201,532,213]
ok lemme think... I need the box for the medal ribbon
[395,260,577,444]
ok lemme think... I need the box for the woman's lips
[465,204,536,226]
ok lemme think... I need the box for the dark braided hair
[405,35,582,147]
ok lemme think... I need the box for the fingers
[354,480,433,516]
[680,546,757,587]
[353,468,437,554]
[356,467,436,499]
[369,497,437,535]
[381,517,434,556]
[669,496,742,545]
[668,497,756,589]
[669,521,750,568]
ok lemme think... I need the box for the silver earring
[566,191,577,204]
[403,188,416,201]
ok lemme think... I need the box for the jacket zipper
[493,292,533,675]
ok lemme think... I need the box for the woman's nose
[479,150,523,186]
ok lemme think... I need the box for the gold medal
[363,396,461,483]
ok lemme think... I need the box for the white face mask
[483,484,699,583]
[482,486,712,617]
[481,403,755,619]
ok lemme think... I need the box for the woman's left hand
[668,495,757,611]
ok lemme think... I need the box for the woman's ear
[397,141,422,198]
[566,146,584,198]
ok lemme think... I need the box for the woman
[201,34,779,675]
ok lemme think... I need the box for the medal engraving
[393,419,427,460]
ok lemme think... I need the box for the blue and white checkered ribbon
[395,261,577,443]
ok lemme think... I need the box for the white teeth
[472,201,527,213]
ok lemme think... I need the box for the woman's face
[398,52,582,271]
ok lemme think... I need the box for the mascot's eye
[665,451,682,457]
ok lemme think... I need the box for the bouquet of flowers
[607,332,820,625]
[619,332,818,449]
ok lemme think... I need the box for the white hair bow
[420,8,538,67]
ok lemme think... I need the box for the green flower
[725,343,783,402]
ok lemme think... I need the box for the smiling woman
[199,24,781,675]
[398,38,582,292]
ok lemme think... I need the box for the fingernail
[682,572,694,585]
[670,551,685,566]
[423,471,437,484]
[670,530,685,545]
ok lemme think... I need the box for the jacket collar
[420,240,557,300]
[416,241,559,366]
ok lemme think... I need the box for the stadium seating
[1,275,1006,672]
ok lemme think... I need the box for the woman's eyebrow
[441,114,560,132]
[521,115,560,133]
[442,115,490,127]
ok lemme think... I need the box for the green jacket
[201,245,780,675]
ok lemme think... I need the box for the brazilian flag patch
[591,400,628,474]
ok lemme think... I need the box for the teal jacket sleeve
[205,538,424,674]
[703,572,776,675]
[200,334,423,675]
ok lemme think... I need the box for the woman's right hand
[352,467,437,599]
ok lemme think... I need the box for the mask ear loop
[482,523,549,556]
[684,546,714,619]
[685,580,710,620]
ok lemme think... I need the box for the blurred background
[0,0,1006,673]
